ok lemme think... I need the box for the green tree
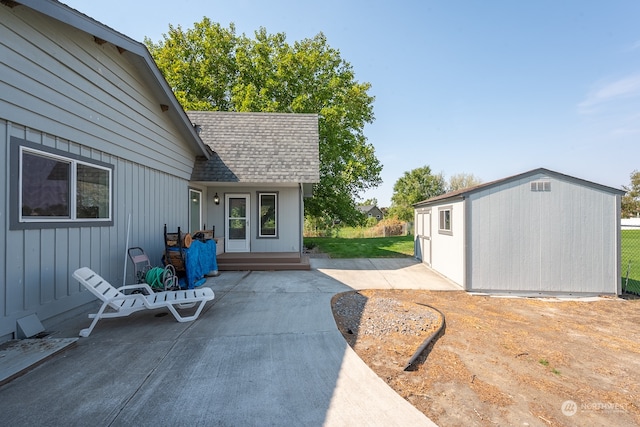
[622,170,640,218]
[145,20,382,225]
[448,173,482,192]
[146,19,238,111]
[388,166,446,221]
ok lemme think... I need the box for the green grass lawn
[622,229,640,294]
[304,235,414,258]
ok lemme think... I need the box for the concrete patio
[0,258,459,426]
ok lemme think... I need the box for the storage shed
[414,168,625,295]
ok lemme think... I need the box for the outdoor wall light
[213,192,220,205]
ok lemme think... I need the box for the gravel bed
[333,291,440,337]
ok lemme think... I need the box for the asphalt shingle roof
[187,111,320,184]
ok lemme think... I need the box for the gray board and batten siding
[204,185,304,253]
[1,3,204,177]
[415,169,625,296]
[0,3,203,340]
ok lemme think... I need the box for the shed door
[418,210,431,266]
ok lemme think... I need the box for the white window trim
[257,192,278,238]
[438,206,453,235]
[16,143,113,226]
[189,188,203,233]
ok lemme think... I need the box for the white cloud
[578,74,640,113]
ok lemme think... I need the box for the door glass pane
[228,197,246,240]
[229,198,246,218]
[229,219,246,239]
[22,151,70,217]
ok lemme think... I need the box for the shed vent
[530,180,551,191]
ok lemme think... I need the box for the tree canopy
[145,19,381,225]
[447,173,482,192]
[622,170,640,218]
[388,166,446,221]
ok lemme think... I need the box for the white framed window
[438,206,452,235]
[258,192,278,238]
[189,188,203,233]
[11,138,113,228]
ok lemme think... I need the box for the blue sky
[63,0,640,207]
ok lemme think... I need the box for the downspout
[299,184,304,255]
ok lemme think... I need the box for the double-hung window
[12,138,113,229]
[258,192,278,238]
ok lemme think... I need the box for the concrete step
[217,252,310,271]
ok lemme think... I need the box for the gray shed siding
[466,173,620,294]
[0,6,198,340]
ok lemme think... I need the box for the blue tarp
[184,239,218,289]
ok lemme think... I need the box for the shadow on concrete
[0,263,434,426]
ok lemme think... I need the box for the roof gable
[357,205,382,214]
[188,111,320,184]
[414,168,625,207]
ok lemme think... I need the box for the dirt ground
[331,290,640,427]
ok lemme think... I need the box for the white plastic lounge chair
[72,267,215,337]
